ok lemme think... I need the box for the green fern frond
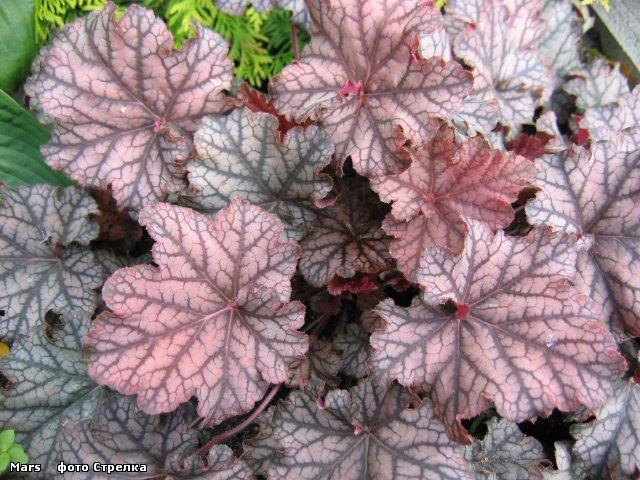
[35,0,108,44]
[34,0,305,87]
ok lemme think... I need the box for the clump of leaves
[1,1,639,479]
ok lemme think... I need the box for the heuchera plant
[0,0,639,479]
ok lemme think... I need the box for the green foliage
[35,0,306,86]
[0,89,72,187]
[155,0,306,86]
[0,429,28,472]
[0,0,37,93]
[35,0,109,44]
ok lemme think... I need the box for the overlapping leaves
[270,378,468,479]
[0,315,104,478]
[26,2,234,210]
[0,184,101,341]
[443,0,554,137]
[299,179,392,287]
[61,394,252,479]
[571,379,640,479]
[189,107,333,240]
[372,123,532,280]
[526,140,640,338]
[85,199,308,425]
[271,0,472,177]
[371,220,626,442]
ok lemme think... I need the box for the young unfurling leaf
[270,0,472,177]
[371,220,626,442]
[25,3,234,210]
[85,200,308,425]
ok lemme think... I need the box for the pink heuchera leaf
[25,3,234,210]
[270,0,472,177]
[299,181,392,287]
[526,141,640,338]
[61,394,252,479]
[371,220,626,442]
[371,123,533,280]
[0,184,101,341]
[188,107,334,240]
[85,199,308,425]
[444,0,553,137]
[571,379,640,479]
[217,0,310,29]
[270,378,468,479]
[465,418,547,479]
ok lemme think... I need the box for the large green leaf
[0,90,71,187]
[0,0,36,92]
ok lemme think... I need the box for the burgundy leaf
[85,199,308,425]
[526,141,640,338]
[270,0,472,177]
[238,84,311,138]
[91,187,142,252]
[445,0,553,137]
[270,378,468,479]
[371,124,533,280]
[465,418,547,479]
[289,337,340,393]
[61,393,252,479]
[25,3,234,210]
[571,379,640,479]
[299,182,392,287]
[0,315,104,478]
[189,107,334,240]
[0,184,101,341]
[371,220,626,442]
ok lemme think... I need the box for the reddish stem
[195,383,282,456]
[291,24,300,61]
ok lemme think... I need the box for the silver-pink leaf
[299,182,392,287]
[445,0,553,137]
[270,379,468,479]
[189,108,334,240]
[270,0,472,177]
[61,393,253,479]
[85,199,308,425]
[371,220,626,442]
[0,184,101,341]
[526,141,640,338]
[571,379,640,479]
[465,417,547,479]
[25,3,234,210]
